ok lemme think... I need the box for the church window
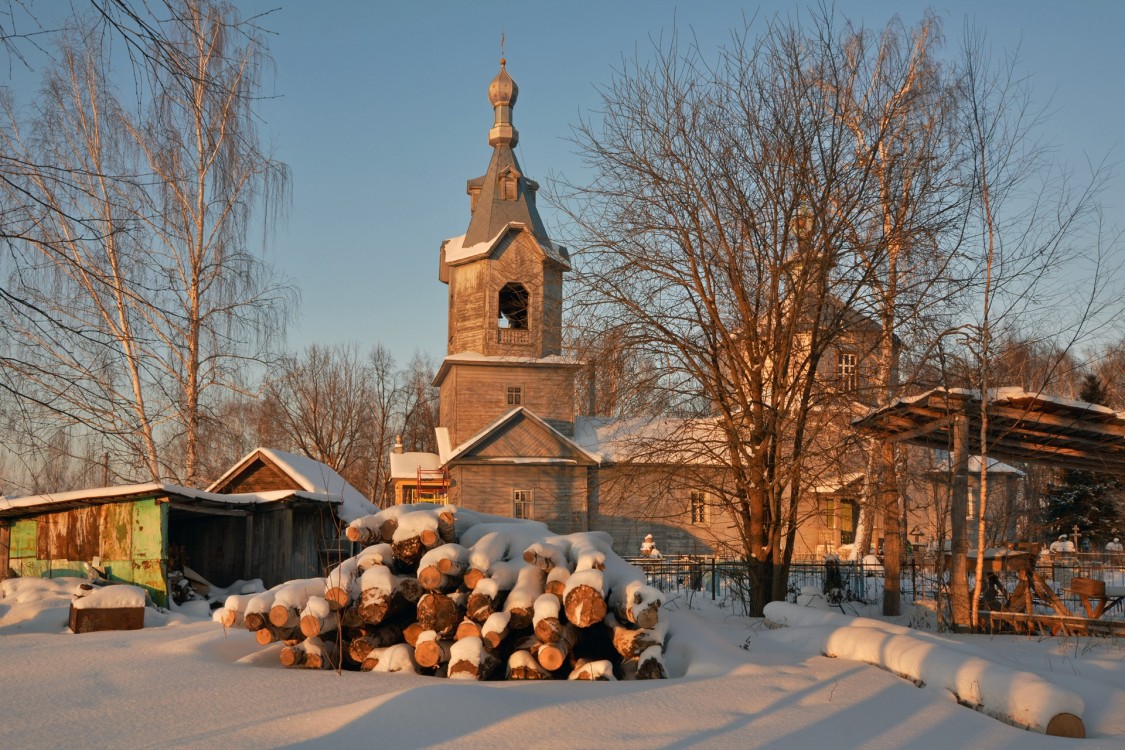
[498,282,530,330]
[837,351,858,391]
[513,489,533,519]
[690,491,709,525]
[506,385,522,406]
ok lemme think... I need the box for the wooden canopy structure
[853,387,1125,476]
[854,386,1125,632]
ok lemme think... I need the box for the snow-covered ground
[2,576,1123,749]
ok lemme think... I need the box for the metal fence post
[711,557,718,600]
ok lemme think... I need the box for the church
[388,60,1014,561]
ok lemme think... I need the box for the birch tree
[0,0,292,485]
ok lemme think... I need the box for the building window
[506,385,522,406]
[840,499,857,544]
[824,498,837,529]
[690,491,708,526]
[513,489,533,519]
[837,351,858,391]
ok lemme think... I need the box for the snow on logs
[762,602,1086,738]
[220,505,667,681]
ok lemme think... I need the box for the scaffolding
[412,466,449,503]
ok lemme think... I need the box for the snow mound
[72,584,147,609]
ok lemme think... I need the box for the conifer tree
[1041,375,1124,547]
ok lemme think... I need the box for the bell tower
[435,60,579,446]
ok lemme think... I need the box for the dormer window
[498,167,519,201]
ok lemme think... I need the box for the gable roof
[207,447,375,522]
[446,407,600,466]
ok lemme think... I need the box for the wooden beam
[988,404,1125,438]
[883,413,957,444]
[167,501,250,517]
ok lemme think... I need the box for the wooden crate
[69,605,145,633]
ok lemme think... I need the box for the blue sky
[10,1,1125,366]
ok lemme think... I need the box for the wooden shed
[0,482,341,607]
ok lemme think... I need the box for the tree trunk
[950,413,972,630]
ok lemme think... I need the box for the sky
[6,1,1125,367]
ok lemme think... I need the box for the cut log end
[463,569,486,590]
[324,587,351,611]
[1045,713,1085,738]
[564,585,607,628]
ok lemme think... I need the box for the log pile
[216,504,668,681]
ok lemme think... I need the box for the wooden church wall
[444,364,577,446]
[592,464,742,558]
[449,463,589,533]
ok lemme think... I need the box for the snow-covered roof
[929,454,1025,477]
[389,451,443,479]
[809,471,866,494]
[207,447,376,522]
[441,222,570,269]
[0,482,340,518]
[875,386,1120,419]
[854,386,1125,475]
[574,416,729,466]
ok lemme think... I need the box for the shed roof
[854,387,1125,474]
[0,483,340,520]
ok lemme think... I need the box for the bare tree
[0,0,292,485]
[556,15,908,614]
[261,344,435,506]
[263,343,378,498]
[399,352,439,457]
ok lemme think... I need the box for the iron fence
[625,555,1125,622]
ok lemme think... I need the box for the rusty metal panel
[0,525,9,579]
[9,518,38,574]
[37,505,100,561]
[99,501,133,560]
[125,499,167,607]
[8,498,168,606]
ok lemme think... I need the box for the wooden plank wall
[593,465,738,558]
[218,459,298,493]
[168,511,247,588]
[443,363,576,446]
[452,464,589,534]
